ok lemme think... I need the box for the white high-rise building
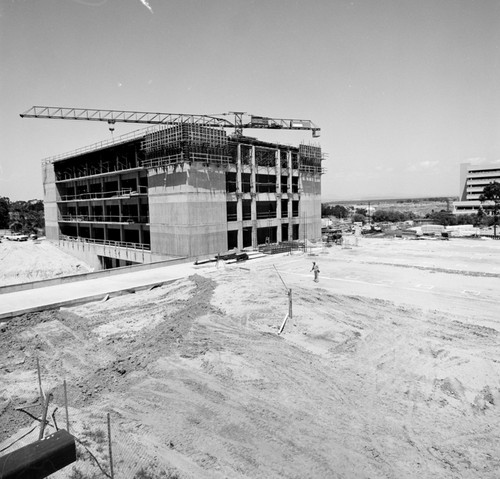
[453,162,500,214]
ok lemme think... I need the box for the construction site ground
[1,236,500,478]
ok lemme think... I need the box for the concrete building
[42,124,323,269]
[453,162,500,214]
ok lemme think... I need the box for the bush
[133,465,180,479]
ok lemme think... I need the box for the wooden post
[63,380,70,433]
[288,288,293,320]
[278,313,289,335]
[38,394,51,440]
[37,358,46,440]
[107,413,114,479]
[36,358,45,402]
[273,265,293,334]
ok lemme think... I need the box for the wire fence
[0,361,180,479]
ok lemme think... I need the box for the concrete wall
[148,163,228,257]
[42,162,59,240]
[55,238,156,270]
[300,174,322,240]
[0,254,189,294]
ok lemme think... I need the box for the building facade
[42,125,323,269]
[453,162,500,214]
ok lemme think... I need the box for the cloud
[139,0,153,13]
[70,0,108,5]
[407,160,439,173]
[374,165,394,173]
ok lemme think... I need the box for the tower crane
[20,106,321,138]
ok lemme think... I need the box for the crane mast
[20,106,321,138]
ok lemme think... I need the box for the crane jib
[20,106,320,137]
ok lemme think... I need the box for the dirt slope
[0,239,92,286]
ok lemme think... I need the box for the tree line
[0,197,44,234]
[321,204,417,223]
[322,181,500,230]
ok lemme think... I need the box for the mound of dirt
[0,239,92,286]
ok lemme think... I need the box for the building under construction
[37,112,323,269]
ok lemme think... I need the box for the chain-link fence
[0,367,180,479]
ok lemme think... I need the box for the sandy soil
[1,236,500,478]
[0,238,92,286]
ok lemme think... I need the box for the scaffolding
[299,143,324,174]
[59,186,148,202]
[255,147,276,167]
[280,150,289,168]
[141,124,233,168]
[54,143,143,181]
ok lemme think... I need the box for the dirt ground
[1,236,500,478]
[0,238,92,286]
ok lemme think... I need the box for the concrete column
[236,146,244,251]
[276,149,282,243]
[250,145,256,198]
[236,145,243,221]
[138,226,143,245]
[250,145,258,247]
[276,149,281,193]
[287,151,293,241]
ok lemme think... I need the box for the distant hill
[323,197,460,216]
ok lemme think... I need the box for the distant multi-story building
[42,125,323,269]
[453,162,500,214]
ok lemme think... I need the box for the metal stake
[107,413,115,479]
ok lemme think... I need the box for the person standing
[311,261,320,282]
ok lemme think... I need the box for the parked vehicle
[4,234,29,241]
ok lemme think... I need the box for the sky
[1,0,500,201]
